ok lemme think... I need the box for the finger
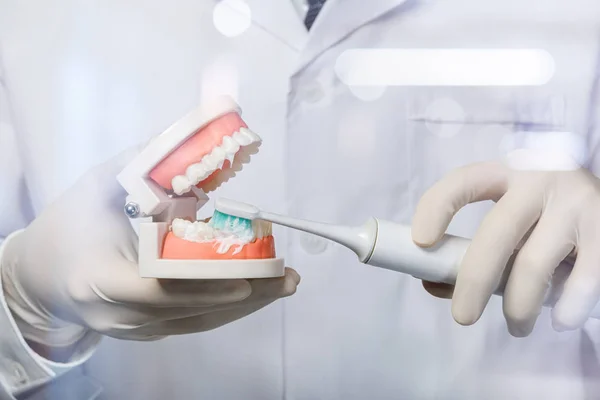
[113,268,300,337]
[503,214,575,337]
[412,162,508,247]
[243,267,300,302]
[422,280,454,299]
[81,302,227,328]
[452,188,542,325]
[140,267,300,322]
[87,259,252,307]
[552,229,600,331]
[157,267,300,317]
[130,301,278,337]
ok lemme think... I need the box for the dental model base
[116,96,284,279]
[215,198,600,319]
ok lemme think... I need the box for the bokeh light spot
[213,0,252,37]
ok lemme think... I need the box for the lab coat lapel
[293,0,410,73]
[243,0,308,51]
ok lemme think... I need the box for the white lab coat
[2,0,600,399]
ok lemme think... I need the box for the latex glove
[411,159,600,337]
[1,147,300,359]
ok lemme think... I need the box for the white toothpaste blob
[213,235,252,255]
[171,218,216,242]
[170,217,272,255]
[170,128,262,195]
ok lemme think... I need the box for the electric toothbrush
[214,197,597,318]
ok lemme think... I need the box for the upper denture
[148,111,249,190]
[170,131,261,195]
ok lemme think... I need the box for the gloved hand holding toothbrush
[412,152,600,337]
[0,147,300,362]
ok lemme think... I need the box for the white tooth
[173,219,217,242]
[172,175,191,195]
[221,135,240,153]
[233,131,253,146]
[184,223,197,237]
[185,163,210,184]
[239,128,256,143]
[222,137,240,166]
[202,153,219,170]
[189,221,215,240]
[240,127,261,143]
[225,151,236,165]
[210,146,227,169]
[172,218,191,238]
[211,146,227,158]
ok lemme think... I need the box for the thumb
[411,162,508,247]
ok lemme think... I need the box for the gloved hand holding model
[0,143,300,361]
[412,149,600,337]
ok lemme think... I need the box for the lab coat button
[302,81,325,103]
[300,232,328,254]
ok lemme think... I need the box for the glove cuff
[1,230,89,349]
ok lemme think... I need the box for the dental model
[117,96,284,279]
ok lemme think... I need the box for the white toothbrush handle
[258,211,376,261]
[367,219,600,319]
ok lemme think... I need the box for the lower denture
[161,234,276,260]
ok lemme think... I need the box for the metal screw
[124,202,140,218]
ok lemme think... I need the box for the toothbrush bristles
[210,210,253,236]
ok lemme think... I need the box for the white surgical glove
[1,147,300,360]
[412,155,600,337]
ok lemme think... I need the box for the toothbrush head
[214,198,260,220]
[210,209,253,237]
